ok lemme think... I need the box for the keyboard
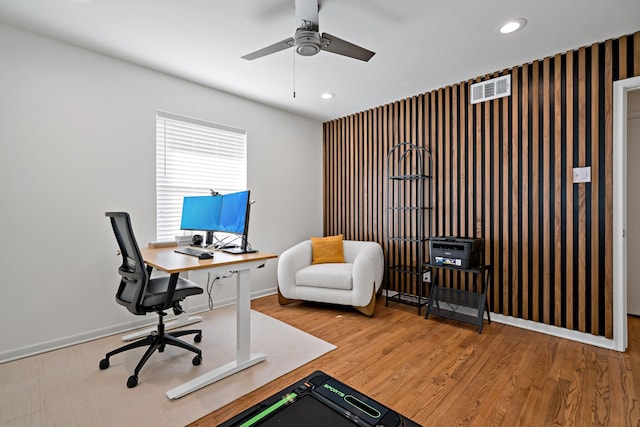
[175,247,211,257]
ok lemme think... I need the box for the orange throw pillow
[310,234,345,264]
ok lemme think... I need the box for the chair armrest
[277,240,313,296]
[162,273,181,309]
[351,242,384,296]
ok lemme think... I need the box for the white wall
[0,24,323,361]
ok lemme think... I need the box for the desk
[140,246,277,399]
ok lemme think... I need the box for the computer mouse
[198,252,213,260]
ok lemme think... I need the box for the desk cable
[206,271,236,310]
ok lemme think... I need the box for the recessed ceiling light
[321,92,335,100]
[498,18,527,34]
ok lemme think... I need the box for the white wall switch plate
[573,166,591,183]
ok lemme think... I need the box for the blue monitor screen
[217,190,249,234]
[180,196,222,231]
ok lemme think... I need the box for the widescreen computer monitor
[180,195,222,232]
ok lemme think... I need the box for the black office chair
[100,212,204,388]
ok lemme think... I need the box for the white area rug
[0,305,336,426]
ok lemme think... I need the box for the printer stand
[424,263,492,333]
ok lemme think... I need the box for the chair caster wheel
[127,375,138,388]
[99,359,109,370]
[194,333,202,343]
[192,355,202,366]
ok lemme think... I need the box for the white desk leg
[166,268,266,400]
[236,268,251,362]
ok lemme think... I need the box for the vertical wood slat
[363,111,369,240]
[437,90,444,237]
[492,91,500,312]
[566,51,575,330]
[591,42,600,333]
[467,83,475,265]
[531,60,540,323]
[452,87,459,239]
[502,73,510,315]
[445,87,454,289]
[322,31,639,338]
[521,64,530,320]
[619,35,628,80]
[460,84,469,292]
[511,68,520,318]
[553,53,563,326]
[542,57,551,325]
[577,46,587,333]
[352,115,357,237]
[604,39,614,338]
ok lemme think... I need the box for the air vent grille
[470,75,511,104]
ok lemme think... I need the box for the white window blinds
[156,111,247,241]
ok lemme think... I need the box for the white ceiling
[1,0,639,122]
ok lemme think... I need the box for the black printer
[429,236,483,269]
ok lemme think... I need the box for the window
[156,111,247,241]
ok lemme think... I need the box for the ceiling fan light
[295,29,321,56]
[321,92,334,99]
[499,18,527,34]
[296,44,320,56]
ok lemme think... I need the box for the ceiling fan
[242,0,375,62]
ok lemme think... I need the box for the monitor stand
[222,246,257,254]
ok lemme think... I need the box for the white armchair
[277,239,384,316]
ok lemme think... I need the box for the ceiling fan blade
[320,32,375,62]
[241,37,295,60]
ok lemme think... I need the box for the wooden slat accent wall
[322,31,640,338]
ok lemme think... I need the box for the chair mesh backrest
[106,212,148,314]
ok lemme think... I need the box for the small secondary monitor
[180,195,221,231]
[218,190,256,254]
[217,190,249,235]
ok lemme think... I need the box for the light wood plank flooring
[192,294,640,426]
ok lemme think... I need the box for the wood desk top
[141,246,277,274]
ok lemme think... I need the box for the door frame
[613,75,640,352]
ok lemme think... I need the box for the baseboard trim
[3,289,620,364]
[202,290,620,351]
[0,317,157,364]
[0,288,278,364]
[490,313,618,351]
[263,287,620,350]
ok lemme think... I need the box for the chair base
[100,311,202,388]
[353,288,377,317]
[277,286,377,317]
[277,286,299,305]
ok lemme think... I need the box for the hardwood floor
[191,295,640,426]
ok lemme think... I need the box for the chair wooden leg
[354,287,377,317]
[277,287,299,305]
